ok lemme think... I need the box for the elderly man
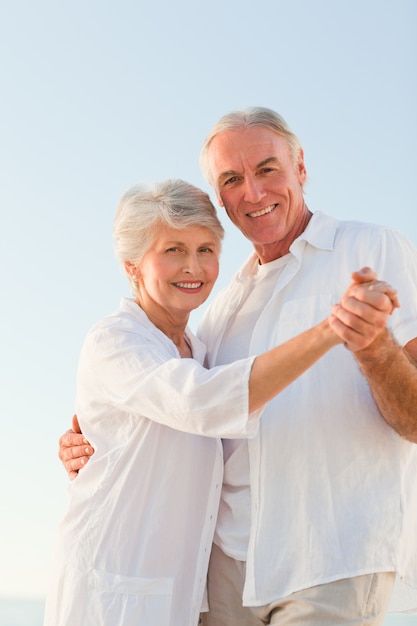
[60,108,417,624]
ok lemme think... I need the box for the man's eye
[199,247,213,253]
[224,176,238,185]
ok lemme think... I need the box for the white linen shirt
[198,211,417,610]
[43,298,260,626]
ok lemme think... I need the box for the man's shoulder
[313,210,403,235]
[197,262,252,342]
[198,281,236,337]
[310,211,412,251]
[312,210,387,232]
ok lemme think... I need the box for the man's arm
[352,332,417,443]
[331,268,417,443]
[58,414,94,480]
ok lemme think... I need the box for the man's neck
[255,207,313,264]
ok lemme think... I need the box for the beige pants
[200,543,395,626]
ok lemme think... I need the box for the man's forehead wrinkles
[257,156,280,168]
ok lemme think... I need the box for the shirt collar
[236,210,338,279]
[292,210,338,252]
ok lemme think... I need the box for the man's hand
[329,267,400,352]
[330,267,417,442]
[58,414,94,480]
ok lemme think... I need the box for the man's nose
[243,176,266,203]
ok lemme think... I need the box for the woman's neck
[135,297,192,358]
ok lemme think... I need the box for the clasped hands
[59,267,399,479]
[330,267,399,352]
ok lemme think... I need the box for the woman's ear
[124,261,136,276]
[124,262,140,292]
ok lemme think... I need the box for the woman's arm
[59,268,397,476]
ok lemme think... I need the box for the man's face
[207,126,308,261]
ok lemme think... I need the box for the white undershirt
[214,255,290,560]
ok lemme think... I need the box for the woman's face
[133,224,220,318]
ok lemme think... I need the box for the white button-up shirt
[199,211,417,611]
[44,298,259,626]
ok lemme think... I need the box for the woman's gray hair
[199,107,303,189]
[113,179,224,294]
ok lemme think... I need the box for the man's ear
[215,189,225,208]
[297,148,307,184]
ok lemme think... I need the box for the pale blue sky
[1,1,416,621]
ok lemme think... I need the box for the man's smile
[247,203,278,218]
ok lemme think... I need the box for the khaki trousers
[200,543,395,626]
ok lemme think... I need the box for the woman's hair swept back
[114,179,224,290]
[199,106,303,188]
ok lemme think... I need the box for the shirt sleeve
[76,321,260,439]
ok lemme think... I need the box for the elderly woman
[44,179,397,626]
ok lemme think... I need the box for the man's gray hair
[199,107,303,189]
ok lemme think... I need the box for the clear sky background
[1,0,416,622]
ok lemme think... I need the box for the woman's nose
[183,254,200,273]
